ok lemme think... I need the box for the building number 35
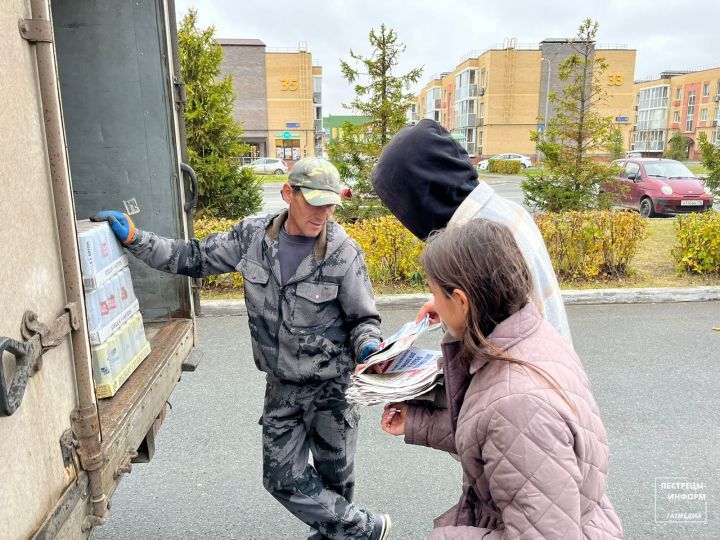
[608,73,624,86]
[280,78,298,91]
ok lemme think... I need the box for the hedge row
[487,159,522,174]
[193,218,244,289]
[195,209,720,289]
[342,215,425,284]
[534,211,647,280]
[673,212,720,274]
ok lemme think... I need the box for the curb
[199,286,720,317]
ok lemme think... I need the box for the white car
[476,153,532,171]
[243,158,289,175]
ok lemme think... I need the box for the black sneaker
[372,513,392,540]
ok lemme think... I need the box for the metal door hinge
[173,76,186,106]
[0,303,80,416]
[18,18,53,43]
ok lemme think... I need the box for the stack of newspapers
[346,316,443,406]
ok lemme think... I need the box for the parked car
[476,153,533,171]
[604,158,714,217]
[625,151,642,158]
[242,157,289,175]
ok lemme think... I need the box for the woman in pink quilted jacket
[381,219,623,539]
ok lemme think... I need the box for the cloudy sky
[176,0,720,115]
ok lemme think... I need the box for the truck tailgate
[97,319,194,497]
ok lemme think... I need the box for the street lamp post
[540,57,551,137]
[538,57,552,162]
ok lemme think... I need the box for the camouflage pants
[262,375,377,539]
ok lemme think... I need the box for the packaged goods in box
[91,312,151,398]
[86,267,139,345]
[76,220,128,288]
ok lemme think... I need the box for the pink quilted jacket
[405,303,623,539]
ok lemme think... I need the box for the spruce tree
[331,25,423,221]
[522,19,620,212]
[179,9,262,219]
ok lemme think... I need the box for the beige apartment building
[631,67,720,159]
[415,39,637,161]
[220,40,324,162]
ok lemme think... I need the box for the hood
[371,119,478,240]
[660,178,709,196]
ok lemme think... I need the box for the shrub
[534,211,647,280]
[487,159,521,174]
[672,212,720,274]
[343,216,424,285]
[194,217,244,289]
[521,161,621,213]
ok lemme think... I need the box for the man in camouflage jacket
[93,158,391,539]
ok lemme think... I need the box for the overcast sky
[176,0,720,116]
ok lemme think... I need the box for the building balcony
[314,119,323,133]
[313,92,321,104]
[455,113,477,129]
[456,84,477,100]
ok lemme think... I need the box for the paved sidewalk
[200,286,720,316]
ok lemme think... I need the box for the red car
[607,158,714,217]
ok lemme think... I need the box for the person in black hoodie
[371,119,571,341]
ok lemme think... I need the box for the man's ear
[452,288,469,317]
[281,183,292,203]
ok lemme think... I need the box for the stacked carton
[77,220,151,398]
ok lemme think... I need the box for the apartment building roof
[218,38,266,47]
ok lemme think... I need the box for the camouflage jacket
[126,210,382,383]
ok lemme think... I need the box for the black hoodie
[371,119,479,240]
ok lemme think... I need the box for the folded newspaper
[346,316,443,406]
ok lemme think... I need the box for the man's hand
[91,210,136,245]
[358,341,380,363]
[380,402,407,436]
[416,298,440,324]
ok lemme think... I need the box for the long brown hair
[421,219,576,412]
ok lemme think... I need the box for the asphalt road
[95,301,720,540]
[254,182,287,216]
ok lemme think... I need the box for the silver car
[243,158,289,175]
[476,153,533,171]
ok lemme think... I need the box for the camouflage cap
[288,157,343,206]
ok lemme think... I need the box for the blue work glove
[91,210,136,245]
[358,341,381,364]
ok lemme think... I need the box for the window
[477,130,483,155]
[675,87,682,100]
[673,111,680,123]
[701,108,708,122]
[703,83,710,97]
[624,162,640,179]
[686,91,696,132]
[275,140,300,161]
[425,87,442,120]
[480,68,487,90]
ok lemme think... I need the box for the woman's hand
[380,403,408,436]
[416,299,440,324]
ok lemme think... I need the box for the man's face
[282,184,336,237]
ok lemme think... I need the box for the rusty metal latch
[0,303,80,416]
[18,18,53,43]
